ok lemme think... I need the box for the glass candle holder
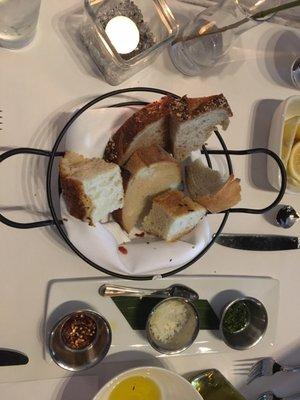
[81,0,178,85]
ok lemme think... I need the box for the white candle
[105,16,140,55]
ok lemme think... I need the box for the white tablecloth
[0,0,300,398]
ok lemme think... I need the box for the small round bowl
[220,297,268,350]
[93,366,203,400]
[49,309,111,371]
[267,95,300,194]
[146,297,200,354]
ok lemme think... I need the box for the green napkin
[112,297,219,330]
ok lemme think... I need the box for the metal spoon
[291,57,300,89]
[276,205,300,229]
[99,284,199,301]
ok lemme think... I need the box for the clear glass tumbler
[169,0,280,75]
[0,0,41,49]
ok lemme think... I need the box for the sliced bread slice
[60,151,123,225]
[185,159,241,213]
[104,96,173,165]
[142,190,206,242]
[170,94,233,161]
[113,144,181,233]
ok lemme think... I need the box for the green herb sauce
[223,302,250,333]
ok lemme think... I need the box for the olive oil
[108,376,161,400]
[189,369,246,400]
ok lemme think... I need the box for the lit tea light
[105,16,140,54]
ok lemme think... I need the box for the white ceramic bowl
[93,366,203,400]
[267,95,300,194]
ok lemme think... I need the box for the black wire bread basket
[0,88,287,280]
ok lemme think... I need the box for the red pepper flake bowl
[49,310,111,371]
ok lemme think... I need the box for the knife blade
[215,234,300,251]
[0,350,29,366]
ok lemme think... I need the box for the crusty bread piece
[170,94,233,161]
[104,96,172,165]
[142,190,206,242]
[185,159,241,213]
[113,145,181,233]
[60,151,123,225]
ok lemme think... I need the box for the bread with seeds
[170,94,233,161]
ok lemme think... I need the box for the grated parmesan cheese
[149,299,189,343]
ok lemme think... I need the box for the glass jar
[189,369,246,400]
[81,0,178,85]
[169,0,279,75]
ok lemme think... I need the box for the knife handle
[218,234,300,251]
[0,349,29,366]
[249,235,300,251]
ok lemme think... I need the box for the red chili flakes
[118,246,128,255]
[61,313,97,350]
[135,232,145,237]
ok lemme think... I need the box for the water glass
[169,0,280,75]
[0,0,41,49]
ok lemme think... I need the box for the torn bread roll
[185,159,241,213]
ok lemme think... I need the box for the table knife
[0,350,29,366]
[215,234,300,251]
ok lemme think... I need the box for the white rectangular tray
[0,275,279,383]
[45,275,279,362]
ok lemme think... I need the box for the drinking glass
[0,0,41,49]
[169,0,280,75]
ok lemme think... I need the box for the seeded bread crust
[170,94,233,122]
[104,94,232,165]
[104,96,173,165]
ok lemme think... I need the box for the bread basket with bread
[0,88,287,279]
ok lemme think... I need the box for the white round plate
[92,366,203,400]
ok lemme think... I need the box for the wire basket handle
[0,148,60,229]
[205,147,287,214]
